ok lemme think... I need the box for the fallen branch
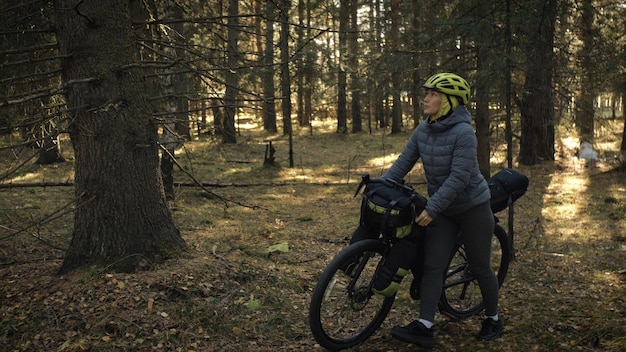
[0,181,74,188]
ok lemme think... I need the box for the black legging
[419,201,497,322]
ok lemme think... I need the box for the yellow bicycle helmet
[423,73,470,105]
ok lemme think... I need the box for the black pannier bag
[488,168,529,213]
[350,175,427,297]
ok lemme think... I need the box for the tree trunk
[518,0,557,165]
[54,0,186,273]
[371,0,384,131]
[349,0,362,133]
[263,1,277,132]
[336,0,348,134]
[158,0,183,199]
[296,0,305,128]
[211,99,223,134]
[222,0,239,143]
[279,0,292,137]
[575,0,595,143]
[172,10,190,142]
[278,0,293,167]
[390,0,402,134]
[474,0,494,177]
[300,0,313,133]
[410,3,422,129]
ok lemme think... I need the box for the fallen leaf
[267,242,289,253]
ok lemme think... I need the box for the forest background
[1,0,625,351]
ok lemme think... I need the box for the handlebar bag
[360,179,421,239]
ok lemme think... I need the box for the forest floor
[1,118,625,351]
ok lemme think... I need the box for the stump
[264,141,276,166]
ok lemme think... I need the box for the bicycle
[308,177,513,351]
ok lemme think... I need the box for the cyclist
[383,73,504,348]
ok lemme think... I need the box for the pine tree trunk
[222,0,239,143]
[263,1,277,132]
[390,0,402,134]
[474,0,494,177]
[518,0,557,165]
[575,0,595,143]
[348,0,362,133]
[336,0,349,134]
[54,0,186,273]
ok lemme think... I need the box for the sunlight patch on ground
[367,153,398,170]
[236,121,260,130]
[8,172,41,182]
[556,174,588,193]
[543,174,590,242]
[278,164,362,184]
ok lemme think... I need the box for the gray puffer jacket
[382,106,490,218]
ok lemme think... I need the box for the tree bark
[349,0,362,133]
[390,0,402,134]
[279,0,292,137]
[278,0,293,167]
[474,0,494,177]
[518,0,557,165]
[575,0,595,143]
[54,0,186,273]
[263,1,277,132]
[157,0,182,199]
[336,0,348,134]
[371,0,384,131]
[222,0,239,143]
[296,0,305,128]
[410,2,422,129]
[303,1,313,134]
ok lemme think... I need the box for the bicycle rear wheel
[309,239,394,351]
[438,224,511,319]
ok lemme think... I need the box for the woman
[384,73,504,348]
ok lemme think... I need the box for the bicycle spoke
[438,224,511,319]
[310,240,395,350]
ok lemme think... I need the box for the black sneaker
[391,321,434,348]
[477,318,504,341]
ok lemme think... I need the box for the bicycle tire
[309,239,395,351]
[438,224,511,319]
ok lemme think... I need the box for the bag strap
[380,199,399,238]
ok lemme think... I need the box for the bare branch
[0,77,96,108]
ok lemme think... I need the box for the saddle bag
[488,168,529,213]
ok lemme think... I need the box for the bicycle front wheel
[309,239,394,351]
[438,224,511,319]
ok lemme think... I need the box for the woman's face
[423,89,442,116]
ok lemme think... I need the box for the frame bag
[488,168,529,213]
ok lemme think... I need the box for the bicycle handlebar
[356,173,428,210]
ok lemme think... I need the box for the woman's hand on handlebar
[415,209,433,227]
